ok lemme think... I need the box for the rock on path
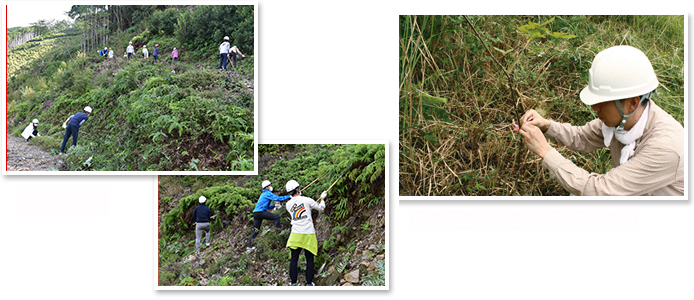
[6,133,63,171]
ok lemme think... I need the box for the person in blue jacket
[153,44,160,62]
[60,106,92,154]
[247,180,291,251]
[192,196,212,253]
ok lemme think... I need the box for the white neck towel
[601,102,650,165]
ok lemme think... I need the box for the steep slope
[158,144,387,286]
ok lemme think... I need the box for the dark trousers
[247,211,280,247]
[153,54,159,62]
[219,53,228,69]
[60,124,79,153]
[290,248,315,285]
[225,53,237,68]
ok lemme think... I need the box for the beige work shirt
[542,101,684,196]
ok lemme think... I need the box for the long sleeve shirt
[192,204,211,223]
[67,112,89,128]
[286,195,325,234]
[252,189,291,213]
[542,100,684,196]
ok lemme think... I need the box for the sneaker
[306,282,315,286]
[245,246,256,253]
[206,242,210,246]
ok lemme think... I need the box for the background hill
[7,5,255,171]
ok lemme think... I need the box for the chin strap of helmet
[614,90,654,130]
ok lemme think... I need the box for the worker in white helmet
[218,36,230,70]
[192,196,212,253]
[247,180,291,251]
[519,45,683,196]
[284,180,328,286]
[60,106,92,154]
[21,119,40,141]
[126,42,134,59]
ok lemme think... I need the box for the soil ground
[6,133,63,171]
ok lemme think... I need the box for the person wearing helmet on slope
[518,45,683,196]
[21,119,40,141]
[219,36,231,70]
[126,42,134,59]
[153,44,160,63]
[60,106,92,154]
[246,180,291,251]
[226,45,245,69]
[284,180,328,286]
[192,196,212,253]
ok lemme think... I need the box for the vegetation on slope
[158,144,386,286]
[7,5,255,171]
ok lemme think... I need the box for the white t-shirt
[219,41,230,54]
[286,195,325,234]
[127,45,134,53]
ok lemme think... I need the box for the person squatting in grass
[22,119,40,141]
[518,45,684,196]
[284,180,328,286]
[193,196,212,253]
[246,180,291,251]
[60,106,92,154]
[219,36,230,70]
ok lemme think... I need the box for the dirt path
[6,133,64,171]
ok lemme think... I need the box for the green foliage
[160,184,255,237]
[175,5,254,59]
[361,260,385,286]
[7,6,255,172]
[517,17,576,40]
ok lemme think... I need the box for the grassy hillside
[7,5,255,171]
[158,144,386,286]
[399,15,684,196]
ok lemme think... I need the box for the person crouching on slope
[247,180,291,251]
[284,180,328,286]
[519,45,684,196]
[193,196,212,253]
[22,119,40,141]
[60,106,92,154]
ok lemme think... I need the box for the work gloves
[321,191,328,199]
[274,203,282,210]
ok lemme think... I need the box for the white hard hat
[199,196,206,203]
[143,45,146,47]
[261,180,272,189]
[33,119,38,124]
[129,41,132,44]
[285,180,300,193]
[84,106,92,113]
[224,36,229,40]
[579,45,659,106]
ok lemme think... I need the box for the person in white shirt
[142,45,148,58]
[284,180,328,286]
[218,36,230,70]
[126,42,134,59]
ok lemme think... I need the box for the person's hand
[518,123,553,158]
[274,203,282,210]
[62,122,67,129]
[320,191,327,199]
[521,109,550,132]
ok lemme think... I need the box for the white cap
[224,36,229,40]
[579,45,659,106]
[199,196,206,203]
[84,106,92,113]
[143,45,146,47]
[261,180,272,189]
[32,119,38,124]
